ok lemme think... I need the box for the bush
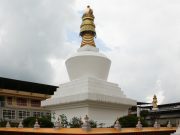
[69,117,82,128]
[0,119,19,127]
[140,118,148,127]
[118,115,138,127]
[140,110,149,119]
[89,120,97,128]
[59,114,68,127]
[118,115,148,128]
[23,117,36,127]
[10,122,19,127]
[0,119,7,127]
[39,116,54,128]
[68,116,97,128]
[23,116,53,128]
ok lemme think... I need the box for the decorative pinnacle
[34,119,40,129]
[152,94,158,110]
[18,121,23,128]
[54,117,61,130]
[167,120,172,128]
[6,121,11,128]
[136,119,142,129]
[154,120,160,128]
[114,119,121,130]
[80,6,96,47]
[82,115,91,131]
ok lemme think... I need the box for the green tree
[69,116,97,128]
[69,117,82,128]
[118,115,138,127]
[0,119,7,127]
[140,110,149,119]
[23,116,53,128]
[89,120,97,128]
[59,114,68,127]
[118,115,148,128]
[0,119,19,127]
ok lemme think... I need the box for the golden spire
[80,5,96,47]
[152,94,158,110]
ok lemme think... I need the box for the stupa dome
[66,6,111,81]
[66,45,111,81]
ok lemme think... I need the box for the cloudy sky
[0,0,180,104]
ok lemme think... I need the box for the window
[18,110,30,119]
[31,100,40,107]
[41,112,44,116]
[33,112,44,117]
[7,97,13,105]
[3,109,15,120]
[17,98,27,106]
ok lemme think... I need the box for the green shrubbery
[23,116,53,128]
[0,119,19,127]
[0,119,7,127]
[89,120,97,128]
[69,117,82,128]
[1,114,148,128]
[68,116,97,128]
[59,114,68,127]
[22,114,97,128]
[117,114,148,128]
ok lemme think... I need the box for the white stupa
[42,6,136,126]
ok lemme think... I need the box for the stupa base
[42,77,136,127]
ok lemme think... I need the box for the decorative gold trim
[80,6,96,47]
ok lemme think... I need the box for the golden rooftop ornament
[152,94,158,110]
[80,5,96,47]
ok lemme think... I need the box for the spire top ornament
[80,6,96,47]
[152,94,158,110]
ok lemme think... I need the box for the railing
[0,127,176,135]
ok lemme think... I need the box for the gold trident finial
[80,6,96,47]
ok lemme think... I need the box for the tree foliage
[0,119,7,127]
[0,120,18,127]
[118,115,148,127]
[140,110,149,119]
[118,115,138,127]
[68,116,97,128]
[23,116,53,128]
[89,120,97,128]
[59,114,68,127]
[69,117,82,128]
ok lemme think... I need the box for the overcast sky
[0,0,180,104]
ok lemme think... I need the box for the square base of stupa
[42,77,136,127]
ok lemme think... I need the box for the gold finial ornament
[80,5,96,47]
[152,94,158,110]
